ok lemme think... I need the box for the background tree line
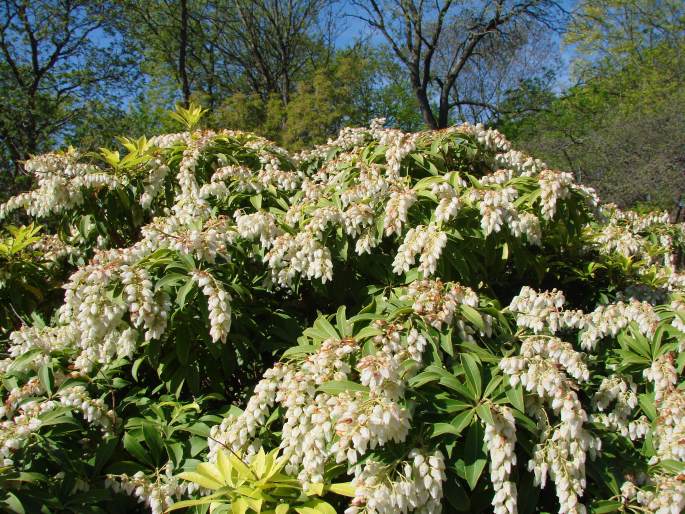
[0,0,683,207]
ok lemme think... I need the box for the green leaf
[461,353,482,399]
[142,421,165,465]
[354,325,383,341]
[296,501,336,514]
[4,492,25,514]
[123,433,154,467]
[336,306,353,337]
[461,305,484,331]
[313,316,340,340]
[475,403,494,426]
[178,471,223,491]
[155,272,188,291]
[232,497,249,514]
[175,278,195,309]
[250,194,263,210]
[463,422,487,490]
[317,381,369,395]
[282,345,318,358]
[443,477,471,512]
[590,500,623,513]
[483,375,502,399]
[505,382,525,412]
[639,393,656,421]
[166,497,218,511]
[8,349,42,371]
[431,423,462,438]
[94,436,119,474]
[431,409,474,438]
[327,482,356,497]
[440,328,454,356]
[38,364,54,396]
[132,357,145,382]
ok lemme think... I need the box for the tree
[499,2,685,207]
[210,48,425,147]
[352,0,562,129]
[208,0,336,104]
[117,0,212,108]
[0,0,136,181]
[566,0,685,75]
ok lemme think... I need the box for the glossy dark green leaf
[463,422,487,490]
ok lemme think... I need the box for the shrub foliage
[1,107,684,514]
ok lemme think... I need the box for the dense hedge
[1,106,684,514]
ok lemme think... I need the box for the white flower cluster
[501,333,599,514]
[0,150,123,220]
[644,353,678,402]
[510,287,661,352]
[191,270,231,343]
[0,399,56,466]
[529,425,597,514]
[106,463,195,514]
[141,215,237,263]
[631,475,685,514]
[595,223,645,259]
[30,233,81,264]
[148,132,190,149]
[140,158,171,208]
[401,279,479,331]
[234,210,282,248]
[651,387,685,463]
[330,392,411,467]
[384,189,417,236]
[2,324,76,371]
[591,376,646,440]
[484,405,518,514]
[1,378,46,418]
[495,149,545,176]
[379,129,419,178]
[392,224,447,275]
[670,298,685,334]
[457,123,511,153]
[210,304,429,490]
[265,230,334,287]
[0,381,113,465]
[121,265,168,342]
[606,206,670,232]
[371,321,428,368]
[207,364,286,460]
[580,299,659,351]
[617,283,668,306]
[59,385,116,432]
[519,336,589,382]
[172,131,217,223]
[476,186,519,235]
[432,182,460,223]
[510,211,543,245]
[538,170,573,220]
[508,286,583,334]
[346,450,445,514]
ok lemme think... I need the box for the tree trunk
[437,87,450,129]
[413,81,438,129]
[179,0,191,107]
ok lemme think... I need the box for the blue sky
[333,1,579,91]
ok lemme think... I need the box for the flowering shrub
[1,106,685,513]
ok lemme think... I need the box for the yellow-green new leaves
[169,448,352,513]
[98,136,154,174]
[169,102,207,131]
[0,223,42,258]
